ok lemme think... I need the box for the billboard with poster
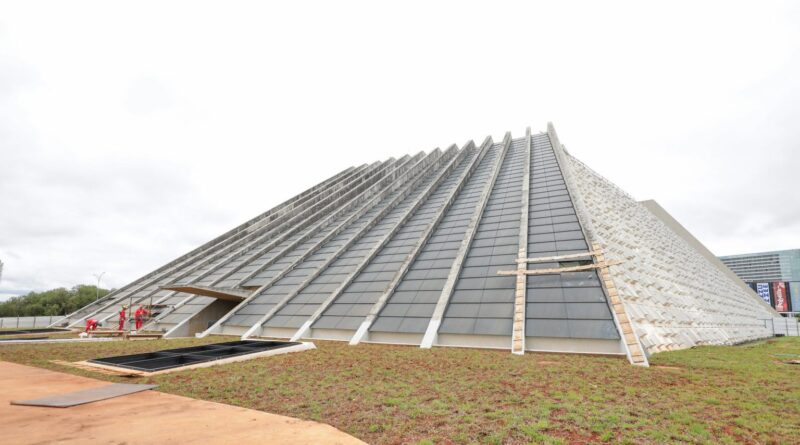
[756,283,771,305]
[772,282,789,312]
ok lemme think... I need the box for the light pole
[92,272,105,301]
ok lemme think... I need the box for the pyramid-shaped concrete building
[57,124,780,366]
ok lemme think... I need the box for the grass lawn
[1,336,798,444]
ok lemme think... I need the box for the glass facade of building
[719,249,800,283]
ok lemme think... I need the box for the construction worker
[118,306,127,331]
[85,318,99,333]
[134,305,147,331]
[134,306,141,331]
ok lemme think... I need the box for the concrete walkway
[0,361,365,445]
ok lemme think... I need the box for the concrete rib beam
[240,148,453,339]
[53,165,359,328]
[152,155,424,332]
[88,161,396,328]
[419,132,512,349]
[233,160,436,286]
[174,156,419,301]
[65,163,371,328]
[290,144,470,342]
[145,158,402,309]
[200,150,449,337]
[349,137,493,345]
[546,122,646,365]
[511,127,532,355]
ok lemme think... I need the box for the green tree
[0,285,112,317]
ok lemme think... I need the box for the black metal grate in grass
[0,328,70,336]
[89,340,299,372]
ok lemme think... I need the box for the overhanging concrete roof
[160,285,249,302]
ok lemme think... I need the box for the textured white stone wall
[564,154,776,353]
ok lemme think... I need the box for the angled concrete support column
[71,162,380,327]
[122,161,406,333]
[201,151,444,337]
[156,153,426,334]
[547,122,601,245]
[291,144,470,342]
[232,160,427,287]
[511,127,532,355]
[145,158,404,313]
[241,148,453,339]
[547,123,647,366]
[420,132,512,349]
[210,160,422,287]
[55,164,357,328]
[167,155,428,329]
[350,137,493,345]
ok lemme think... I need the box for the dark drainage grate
[159,344,231,354]
[0,336,49,342]
[89,340,299,372]
[0,328,70,336]
[92,352,180,365]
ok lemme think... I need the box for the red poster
[773,282,788,312]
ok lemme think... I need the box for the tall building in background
[52,124,779,366]
[719,249,800,312]
[0,259,4,284]
[719,249,800,282]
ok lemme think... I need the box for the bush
[0,285,111,317]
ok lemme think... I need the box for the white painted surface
[565,154,777,353]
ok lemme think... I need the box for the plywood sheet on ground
[11,383,157,407]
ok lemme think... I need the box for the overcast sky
[1,1,798,297]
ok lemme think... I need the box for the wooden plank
[496,260,623,276]
[516,250,601,263]
[161,285,248,302]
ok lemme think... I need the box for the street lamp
[92,272,105,301]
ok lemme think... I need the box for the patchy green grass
[1,336,799,444]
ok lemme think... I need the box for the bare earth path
[0,361,365,445]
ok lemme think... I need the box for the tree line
[0,285,111,317]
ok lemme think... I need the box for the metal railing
[762,315,800,337]
[0,316,64,329]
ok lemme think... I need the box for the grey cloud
[1,2,799,294]
[126,77,174,115]
[0,119,233,293]
[0,53,38,98]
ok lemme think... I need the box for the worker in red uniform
[85,318,99,333]
[134,306,142,331]
[134,305,149,330]
[118,306,127,331]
